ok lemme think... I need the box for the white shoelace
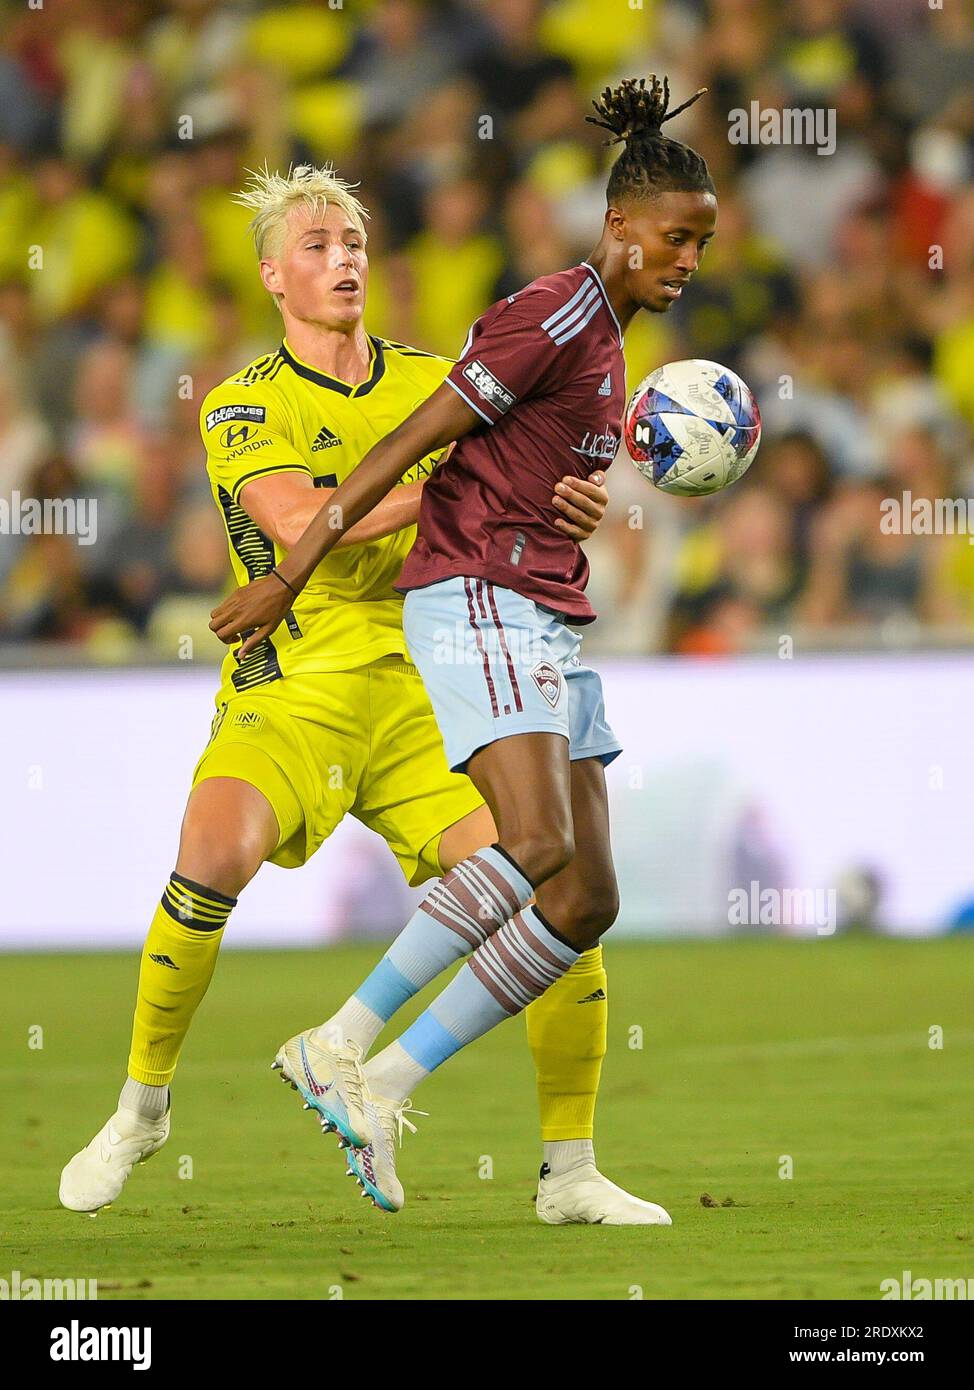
[376,1098,428,1152]
[332,1038,368,1117]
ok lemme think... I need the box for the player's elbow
[269,510,308,551]
[238,498,300,552]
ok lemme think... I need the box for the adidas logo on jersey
[311,425,341,451]
[598,373,612,397]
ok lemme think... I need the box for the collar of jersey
[278,336,386,397]
[579,261,624,348]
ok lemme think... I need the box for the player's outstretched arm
[210,383,479,653]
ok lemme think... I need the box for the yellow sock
[525,944,607,1141]
[127,874,236,1086]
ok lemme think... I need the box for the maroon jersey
[395,262,626,622]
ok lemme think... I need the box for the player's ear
[605,206,627,243]
[259,259,282,295]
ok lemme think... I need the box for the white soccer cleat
[272,1026,370,1150]
[59,1105,171,1213]
[344,1095,425,1213]
[536,1163,673,1226]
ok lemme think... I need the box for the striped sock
[127,873,236,1087]
[317,845,533,1053]
[365,907,580,1103]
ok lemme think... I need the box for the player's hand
[551,471,608,540]
[209,574,293,658]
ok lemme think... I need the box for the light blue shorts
[402,576,622,774]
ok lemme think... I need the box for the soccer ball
[624,359,762,496]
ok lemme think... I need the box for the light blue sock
[365,907,580,1102]
[319,845,533,1052]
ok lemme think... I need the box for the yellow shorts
[191,657,485,884]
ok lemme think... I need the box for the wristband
[270,566,300,598]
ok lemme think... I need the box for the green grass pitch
[2,937,972,1300]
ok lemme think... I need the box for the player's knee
[559,883,620,942]
[175,839,263,899]
[507,829,575,887]
[176,805,271,898]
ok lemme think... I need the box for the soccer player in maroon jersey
[212,76,717,1216]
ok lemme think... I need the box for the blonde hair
[233,163,369,262]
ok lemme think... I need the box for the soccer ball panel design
[625,359,762,496]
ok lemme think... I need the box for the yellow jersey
[199,335,451,691]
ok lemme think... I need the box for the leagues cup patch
[531,661,562,708]
[462,360,516,413]
[206,404,267,431]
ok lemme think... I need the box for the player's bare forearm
[277,385,475,591]
[243,476,426,550]
[340,478,425,544]
[307,479,424,546]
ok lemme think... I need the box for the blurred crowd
[0,0,972,660]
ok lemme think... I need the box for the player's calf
[344,905,581,1212]
[311,843,537,1058]
[59,776,289,1218]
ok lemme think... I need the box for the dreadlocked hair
[587,75,714,205]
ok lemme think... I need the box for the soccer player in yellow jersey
[60,165,664,1224]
